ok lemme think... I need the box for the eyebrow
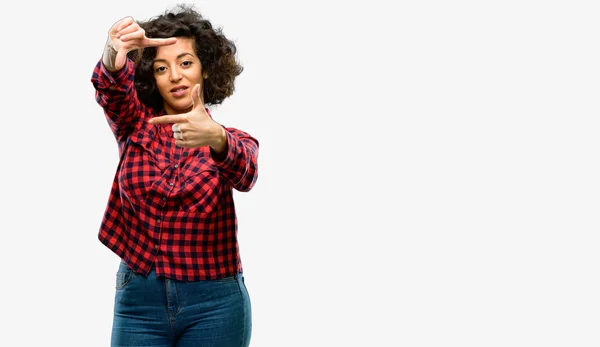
[153,53,195,64]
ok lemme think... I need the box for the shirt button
[174,164,178,168]
[169,182,174,186]
[154,245,159,250]
[162,197,167,201]
[157,219,161,224]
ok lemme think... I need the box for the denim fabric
[111,261,251,347]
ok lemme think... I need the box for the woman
[90,4,258,346]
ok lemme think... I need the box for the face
[153,37,204,115]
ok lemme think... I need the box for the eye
[154,66,167,73]
[181,61,193,67]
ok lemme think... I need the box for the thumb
[115,49,127,70]
[190,83,204,110]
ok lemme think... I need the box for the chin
[166,101,193,113]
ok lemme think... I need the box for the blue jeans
[111,261,252,347]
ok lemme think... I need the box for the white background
[2,0,599,346]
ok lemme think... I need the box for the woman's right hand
[104,16,177,71]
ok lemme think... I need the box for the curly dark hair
[128,4,243,109]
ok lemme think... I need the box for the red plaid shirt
[91,59,259,281]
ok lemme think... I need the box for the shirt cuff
[212,130,238,170]
[94,59,133,89]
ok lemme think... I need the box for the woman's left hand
[148,84,227,152]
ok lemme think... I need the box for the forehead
[155,37,196,60]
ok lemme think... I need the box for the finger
[115,17,134,32]
[190,83,203,110]
[142,37,178,47]
[116,24,142,39]
[148,114,187,125]
[119,29,146,42]
[175,139,188,147]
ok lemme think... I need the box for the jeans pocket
[115,262,133,290]
[213,276,236,283]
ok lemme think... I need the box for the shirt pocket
[118,128,165,202]
[178,159,221,214]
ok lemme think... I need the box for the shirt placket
[154,130,183,258]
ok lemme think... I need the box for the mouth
[170,86,188,97]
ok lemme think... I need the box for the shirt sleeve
[90,58,142,143]
[213,127,259,192]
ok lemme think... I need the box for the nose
[169,67,182,82]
